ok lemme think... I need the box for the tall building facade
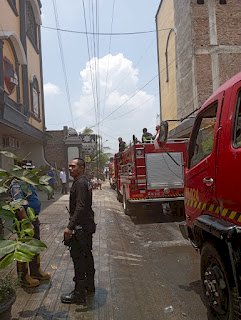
[0,0,46,169]
[156,0,241,137]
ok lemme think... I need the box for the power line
[109,93,158,121]
[82,0,98,124]
[52,0,75,128]
[41,25,172,36]
[101,0,116,123]
[91,74,158,128]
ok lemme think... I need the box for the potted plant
[0,151,52,319]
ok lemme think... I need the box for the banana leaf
[0,253,14,269]
[0,151,18,159]
[0,240,16,259]
[0,209,15,220]
[27,207,36,221]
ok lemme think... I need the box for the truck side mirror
[159,121,168,143]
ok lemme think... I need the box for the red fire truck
[160,71,241,319]
[114,137,188,215]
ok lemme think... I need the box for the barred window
[26,1,38,49]
[31,76,40,118]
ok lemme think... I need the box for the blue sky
[41,0,161,153]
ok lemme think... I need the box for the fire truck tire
[169,201,185,216]
[123,190,131,215]
[117,191,123,203]
[200,242,240,320]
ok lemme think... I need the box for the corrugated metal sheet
[146,152,184,189]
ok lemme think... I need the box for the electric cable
[52,0,75,128]
[41,25,173,35]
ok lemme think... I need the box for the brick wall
[191,0,210,47]
[157,0,241,138]
[195,54,213,105]
[216,0,241,45]
[219,53,241,85]
[174,0,195,118]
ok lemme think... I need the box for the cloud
[73,53,158,152]
[44,83,61,96]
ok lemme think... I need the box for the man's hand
[64,227,73,241]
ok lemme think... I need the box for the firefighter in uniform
[142,128,153,143]
[61,158,96,305]
[118,137,127,152]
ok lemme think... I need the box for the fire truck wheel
[117,191,123,203]
[200,242,240,320]
[123,190,131,215]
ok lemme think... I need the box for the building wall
[2,41,19,103]
[0,0,47,169]
[173,0,195,119]
[192,0,241,104]
[27,37,44,131]
[1,1,20,35]
[216,0,241,45]
[156,0,177,131]
[156,0,241,138]
[44,130,67,170]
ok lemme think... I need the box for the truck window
[189,104,217,168]
[233,91,241,148]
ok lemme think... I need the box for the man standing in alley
[60,167,68,194]
[61,158,96,306]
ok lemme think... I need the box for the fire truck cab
[114,137,188,215]
[172,71,241,319]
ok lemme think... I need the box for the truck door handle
[203,177,214,186]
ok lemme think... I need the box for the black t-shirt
[68,175,94,230]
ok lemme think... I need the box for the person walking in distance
[60,168,68,194]
[61,158,96,305]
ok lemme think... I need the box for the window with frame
[189,104,217,168]
[233,91,241,148]
[31,77,40,118]
[7,0,18,15]
[26,1,38,49]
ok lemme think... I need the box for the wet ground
[1,182,208,319]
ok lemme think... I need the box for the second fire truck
[114,136,188,215]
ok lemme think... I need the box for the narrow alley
[3,183,208,320]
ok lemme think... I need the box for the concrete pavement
[1,182,209,319]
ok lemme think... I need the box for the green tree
[80,127,94,135]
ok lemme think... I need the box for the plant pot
[0,290,16,320]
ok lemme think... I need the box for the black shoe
[61,290,86,304]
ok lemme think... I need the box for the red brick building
[156,0,241,137]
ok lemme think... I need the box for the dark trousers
[32,217,40,240]
[70,234,95,291]
[61,182,68,194]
